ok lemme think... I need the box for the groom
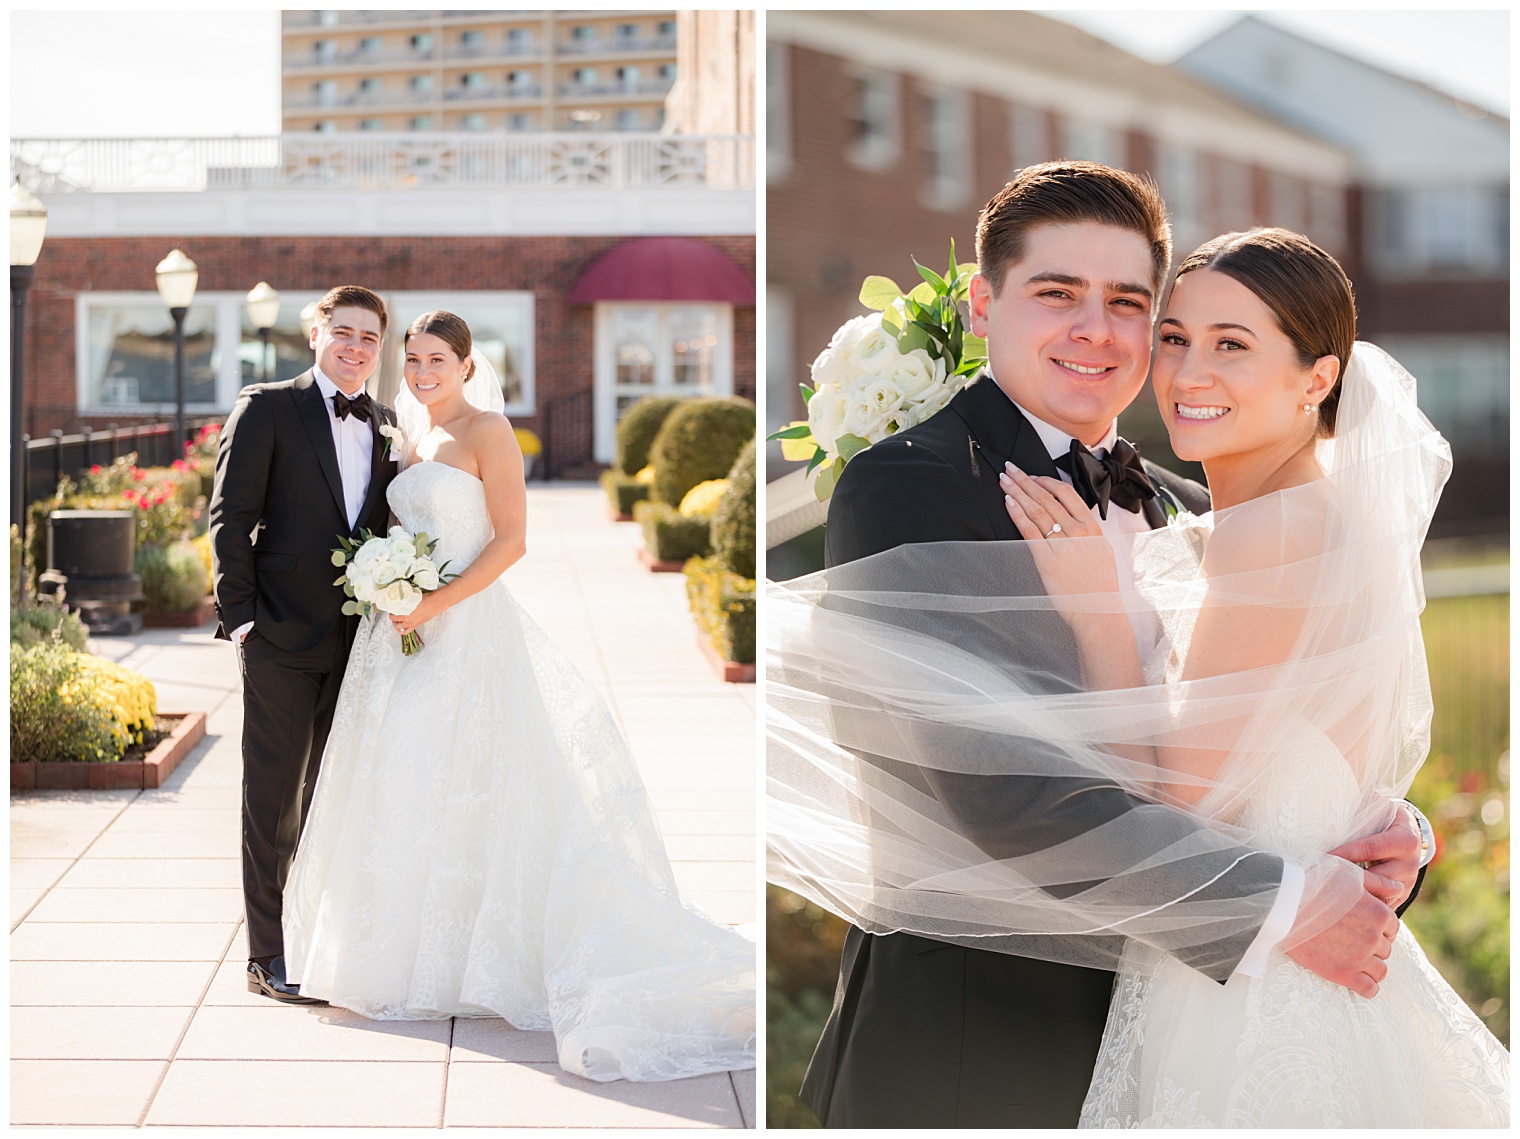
[800,162,1432,1127]
[210,285,400,1003]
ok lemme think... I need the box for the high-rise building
[281,10,679,134]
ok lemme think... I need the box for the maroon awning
[567,237,755,305]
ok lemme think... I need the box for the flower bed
[11,711,207,790]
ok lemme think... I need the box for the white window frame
[1008,104,1049,173]
[592,302,734,464]
[388,290,537,418]
[1059,119,1124,168]
[766,40,791,182]
[919,84,971,213]
[844,66,901,172]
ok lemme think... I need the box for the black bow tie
[1054,437,1156,520]
[331,390,373,423]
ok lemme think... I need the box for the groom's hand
[1325,807,1422,909]
[1285,887,1398,999]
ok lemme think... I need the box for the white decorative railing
[11,134,755,193]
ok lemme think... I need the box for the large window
[1008,104,1050,172]
[387,292,535,417]
[1374,185,1508,275]
[1059,120,1124,168]
[844,67,901,172]
[918,85,971,212]
[1157,144,1202,250]
[592,303,734,463]
[1375,334,1508,455]
[766,41,790,182]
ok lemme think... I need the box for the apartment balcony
[285,45,441,70]
[557,78,675,101]
[442,84,544,102]
[12,134,756,194]
[282,11,434,30]
[555,34,677,56]
[285,89,440,112]
[442,40,544,61]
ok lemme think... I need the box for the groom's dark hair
[976,161,1171,295]
[314,285,389,336]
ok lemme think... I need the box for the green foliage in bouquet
[683,556,755,665]
[711,438,756,581]
[614,395,685,476]
[634,500,712,563]
[770,242,988,500]
[647,397,755,508]
[136,540,209,613]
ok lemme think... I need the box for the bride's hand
[390,589,448,636]
[1000,463,1119,622]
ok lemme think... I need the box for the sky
[7,8,1510,138]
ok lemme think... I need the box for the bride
[769,230,1506,1125]
[282,310,755,1083]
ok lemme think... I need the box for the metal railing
[557,78,674,99]
[13,134,756,193]
[557,34,676,55]
[537,388,594,480]
[22,419,222,510]
[282,11,433,29]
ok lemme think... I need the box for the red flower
[172,459,189,472]
[132,468,145,482]
[90,464,102,475]
[1460,772,1483,794]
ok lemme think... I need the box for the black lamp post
[11,180,47,604]
[155,248,199,455]
[245,282,281,383]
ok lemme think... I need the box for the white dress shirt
[992,381,1303,977]
[232,368,376,646]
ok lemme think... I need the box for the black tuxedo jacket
[802,375,1283,1127]
[209,370,398,655]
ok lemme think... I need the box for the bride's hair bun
[1175,228,1355,439]
[405,310,476,381]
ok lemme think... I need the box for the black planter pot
[45,510,144,635]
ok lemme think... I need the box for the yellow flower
[634,465,655,485]
[679,479,730,518]
[514,427,543,458]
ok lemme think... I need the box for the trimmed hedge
[600,469,651,517]
[684,556,756,665]
[648,397,755,507]
[711,438,756,580]
[615,396,685,476]
[635,501,712,563]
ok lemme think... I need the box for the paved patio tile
[107,808,240,833]
[28,887,244,924]
[450,1018,559,1063]
[11,959,218,1006]
[11,1005,194,1060]
[11,859,73,889]
[147,1059,446,1126]
[444,1063,743,1128]
[12,1059,166,1126]
[10,921,237,962]
[732,1069,756,1128]
[60,856,242,890]
[176,1004,450,1062]
[85,831,241,859]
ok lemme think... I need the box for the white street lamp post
[11,181,48,604]
[155,249,199,455]
[245,282,281,384]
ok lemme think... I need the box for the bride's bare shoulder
[1207,480,1341,573]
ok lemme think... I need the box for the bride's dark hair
[405,310,476,381]
[1174,228,1355,438]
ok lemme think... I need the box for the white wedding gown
[1080,712,1509,1127]
[283,461,756,1082]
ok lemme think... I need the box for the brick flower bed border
[141,597,218,629]
[637,548,688,573]
[695,633,755,684]
[11,711,208,791]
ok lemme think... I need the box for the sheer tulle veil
[766,342,1451,971]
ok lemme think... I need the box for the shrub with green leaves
[10,642,118,763]
[136,541,209,612]
[600,469,651,517]
[11,595,89,651]
[648,397,755,507]
[635,501,712,563]
[684,555,755,664]
[614,396,685,476]
[711,438,756,580]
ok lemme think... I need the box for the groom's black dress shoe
[247,956,326,1005]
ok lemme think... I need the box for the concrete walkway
[11,483,757,1129]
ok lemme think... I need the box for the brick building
[13,132,754,480]
[765,11,1355,494]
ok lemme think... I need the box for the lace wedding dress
[283,461,755,1082]
[1078,660,1509,1127]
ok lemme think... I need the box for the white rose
[386,535,417,571]
[370,555,402,587]
[863,378,904,420]
[852,323,900,376]
[352,540,388,574]
[411,562,441,591]
[842,395,888,442]
[807,385,848,456]
[810,345,850,392]
[375,579,422,615]
[911,382,955,421]
[885,348,942,401]
[827,314,874,355]
[352,577,380,604]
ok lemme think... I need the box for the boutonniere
[1155,484,1183,522]
[378,424,404,461]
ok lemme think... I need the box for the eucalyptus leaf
[880,305,902,335]
[333,573,348,587]
[898,324,933,355]
[780,436,820,462]
[331,550,347,567]
[908,280,937,306]
[813,457,841,501]
[835,433,871,461]
[962,332,988,359]
[859,275,904,311]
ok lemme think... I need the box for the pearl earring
[1303,403,1315,415]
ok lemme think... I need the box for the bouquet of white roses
[331,526,455,655]
[770,242,988,500]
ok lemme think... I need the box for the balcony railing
[558,78,675,100]
[557,34,676,55]
[12,134,756,193]
[287,46,440,69]
[442,84,544,102]
[282,11,433,29]
[286,89,439,111]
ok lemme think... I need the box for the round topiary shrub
[615,396,685,476]
[711,438,755,580]
[648,397,755,508]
